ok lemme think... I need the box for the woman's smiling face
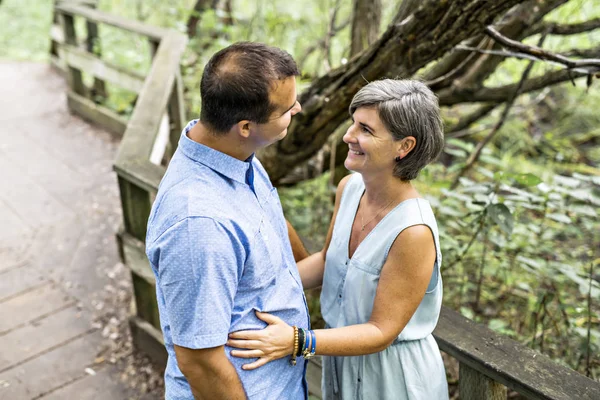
[343,107,400,176]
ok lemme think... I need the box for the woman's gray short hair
[349,79,444,181]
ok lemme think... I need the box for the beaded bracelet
[290,325,299,366]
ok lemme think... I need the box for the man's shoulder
[148,179,238,245]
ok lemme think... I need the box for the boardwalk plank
[0,306,93,372]
[0,283,74,335]
[0,198,30,243]
[0,154,73,228]
[0,121,86,204]
[0,265,46,302]
[0,331,106,400]
[39,364,133,400]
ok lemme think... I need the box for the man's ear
[396,136,417,159]
[235,120,251,139]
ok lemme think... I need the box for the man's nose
[291,101,301,116]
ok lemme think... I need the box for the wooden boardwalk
[0,62,157,399]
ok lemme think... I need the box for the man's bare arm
[286,220,309,262]
[174,344,246,400]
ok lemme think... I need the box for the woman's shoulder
[337,173,362,195]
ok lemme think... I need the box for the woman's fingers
[242,357,271,371]
[255,311,281,325]
[226,339,262,349]
[230,349,264,359]
[228,330,261,340]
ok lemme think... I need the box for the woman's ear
[396,136,416,159]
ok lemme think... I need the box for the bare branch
[450,33,548,189]
[564,47,600,59]
[530,18,600,36]
[425,48,481,90]
[447,103,499,133]
[422,35,484,82]
[299,18,350,72]
[438,67,589,106]
[422,0,567,89]
[323,0,344,71]
[454,45,594,74]
[485,26,600,70]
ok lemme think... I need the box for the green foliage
[279,172,333,253]
[433,141,600,376]
[0,0,53,61]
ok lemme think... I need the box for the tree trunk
[350,0,381,57]
[259,0,526,184]
[187,0,218,37]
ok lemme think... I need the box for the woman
[228,79,448,399]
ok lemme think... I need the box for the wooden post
[131,272,161,329]
[60,13,87,96]
[50,0,61,60]
[85,13,108,100]
[459,363,507,400]
[166,70,185,162]
[117,176,152,242]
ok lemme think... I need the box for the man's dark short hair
[200,42,300,134]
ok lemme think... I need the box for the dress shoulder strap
[355,197,442,275]
[330,173,364,241]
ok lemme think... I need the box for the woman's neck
[361,172,418,208]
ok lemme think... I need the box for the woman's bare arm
[227,223,437,368]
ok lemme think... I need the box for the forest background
[1,0,598,384]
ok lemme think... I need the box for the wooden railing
[52,1,186,366]
[50,3,600,399]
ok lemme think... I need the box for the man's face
[251,76,301,146]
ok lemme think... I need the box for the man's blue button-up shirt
[146,120,310,399]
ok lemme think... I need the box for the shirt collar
[178,119,254,185]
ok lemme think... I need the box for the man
[146,42,310,399]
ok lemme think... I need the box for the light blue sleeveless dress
[320,173,449,400]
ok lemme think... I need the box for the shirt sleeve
[153,216,245,349]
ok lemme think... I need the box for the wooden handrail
[55,3,169,41]
[114,32,188,167]
[433,307,600,399]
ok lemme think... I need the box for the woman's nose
[343,126,356,144]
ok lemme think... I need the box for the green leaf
[554,175,581,188]
[444,148,467,158]
[487,203,514,235]
[438,206,464,217]
[495,172,542,187]
[547,213,572,224]
[460,307,474,320]
[489,319,508,331]
[516,255,544,271]
[513,173,542,187]
[446,138,474,152]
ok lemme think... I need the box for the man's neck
[187,121,254,161]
